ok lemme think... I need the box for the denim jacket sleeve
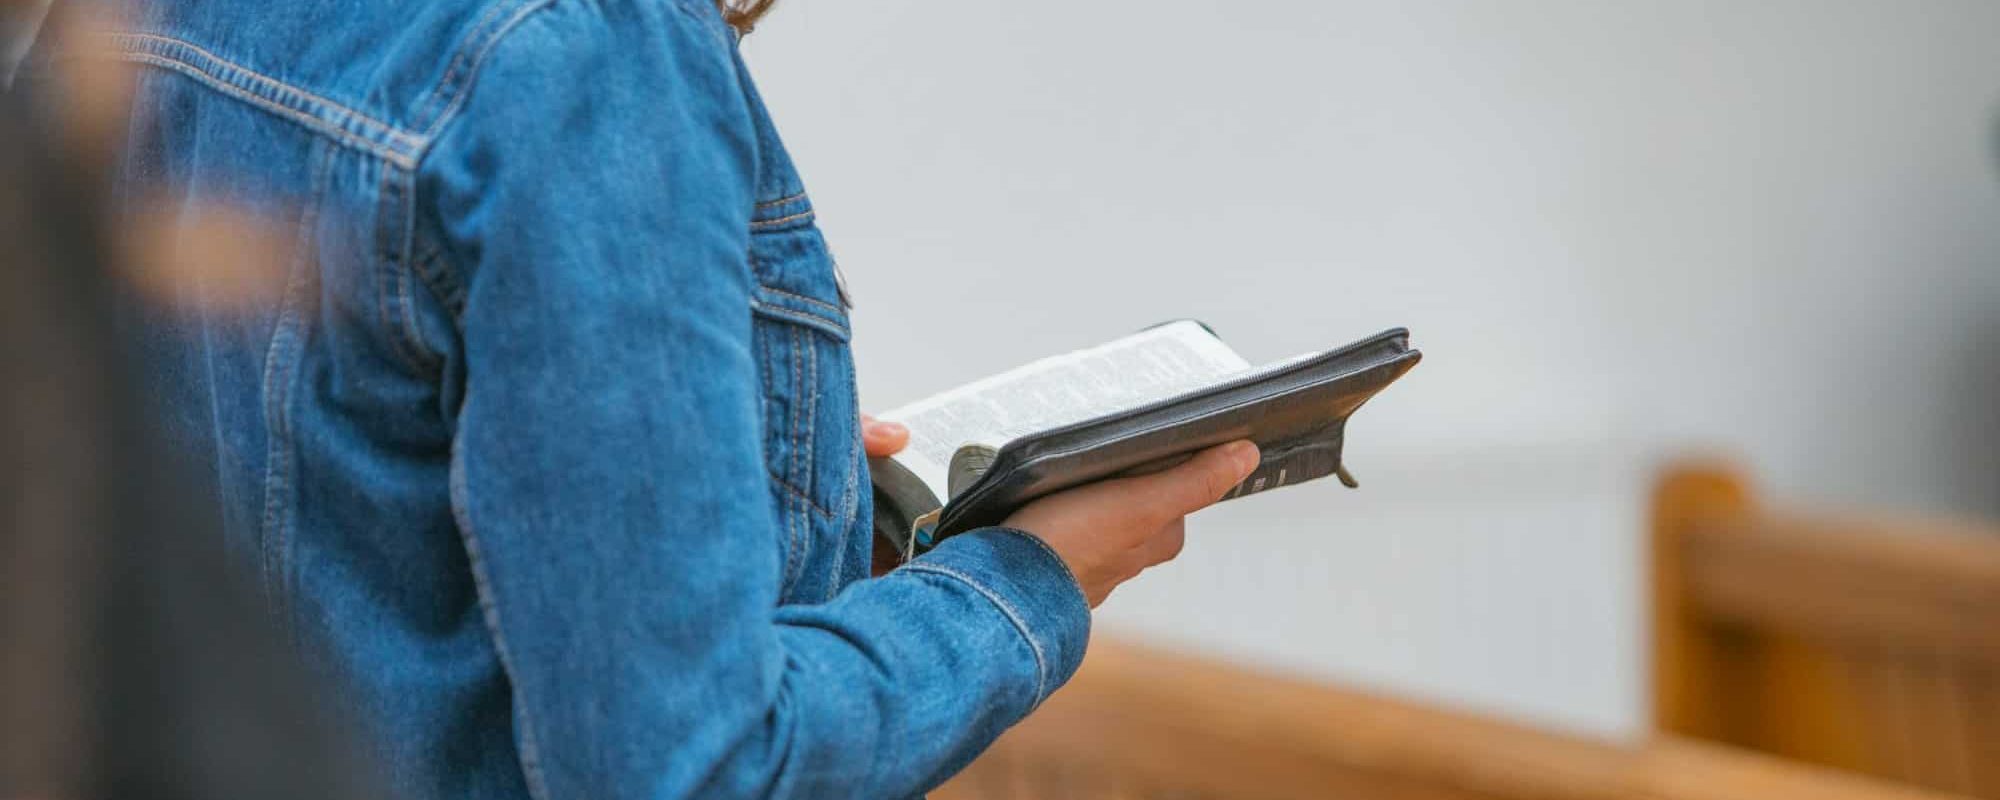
[418,4,1090,798]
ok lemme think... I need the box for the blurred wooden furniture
[1652,463,2000,797]
[935,640,1957,800]
[937,460,2000,798]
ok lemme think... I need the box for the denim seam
[101,50,417,169]
[404,0,557,311]
[107,32,413,144]
[408,0,518,131]
[789,325,814,582]
[754,191,807,210]
[255,141,333,624]
[449,448,555,800]
[757,285,846,317]
[786,325,805,504]
[836,365,860,531]
[749,301,848,342]
[986,527,1086,616]
[765,472,834,520]
[394,166,450,372]
[798,332,823,572]
[765,322,790,585]
[781,490,801,591]
[899,563,1051,705]
[801,329,819,521]
[412,244,467,317]
[756,324,775,432]
[374,162,443,374]
[87,33,421,169]
[79,30,493,340]
[833,361,863,586]
[415,0,561,141]
[749,209,815,229]
[752,322,833,521]
[781,325,806,586]
[393,166,445,372]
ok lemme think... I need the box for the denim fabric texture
[28,1,1092,797]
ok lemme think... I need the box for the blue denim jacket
[31,1,1090,797]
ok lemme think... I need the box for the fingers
[860,415,909,458]
[997,440,1257,610]
[1096,520,1185,607]
[1133,517,1187,568]
[1128,440,1260,522]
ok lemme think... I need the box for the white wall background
[745,1,2000,738]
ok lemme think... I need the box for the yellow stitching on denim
[901,562,1052,704]
[787,324,805,490]
[391,168,444,373]
[254,142,333,617]
[108,51,418,169]
[107,33,416,147]
[757,324,775,421]
[410,0,514,128]
[749,301,849,340]
[748,209,815,229]
[989,528,1087,657]
[801,330,819,513]
[783,325,807,583]
[757,285,845,317]
[373,162,433,374]
[779,484,798,588]
[754,191,808,210]
[447,451,554,800]
[837,370,860,532]
[419,0,560,140]
[755,329,781,518]
[372,162,396,362]
[766,473,835,522]
[753,335,837,523]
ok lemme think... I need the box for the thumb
[1132,440,1260,521]
[861,415,909,458]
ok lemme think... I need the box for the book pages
[880,320,1251,501]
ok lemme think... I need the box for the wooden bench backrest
[1651,463,2000,797]
[938,640,1958,800]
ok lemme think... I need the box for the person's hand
[861,414,909,458]
[1003,440,1259,607]
[863,415,912,576]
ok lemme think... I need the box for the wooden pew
[1652,463,2000,797]
[936,640,1960,800]
[937,458,1998,799]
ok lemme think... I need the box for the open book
[871,320,1421,558]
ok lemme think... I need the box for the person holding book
[22,1,1271,797]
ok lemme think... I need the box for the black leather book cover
[876,326,1421,554]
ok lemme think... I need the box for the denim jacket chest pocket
[746,193,866,598]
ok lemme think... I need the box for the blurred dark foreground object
[0,84,379,800]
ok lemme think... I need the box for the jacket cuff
[902,527,1091,709]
